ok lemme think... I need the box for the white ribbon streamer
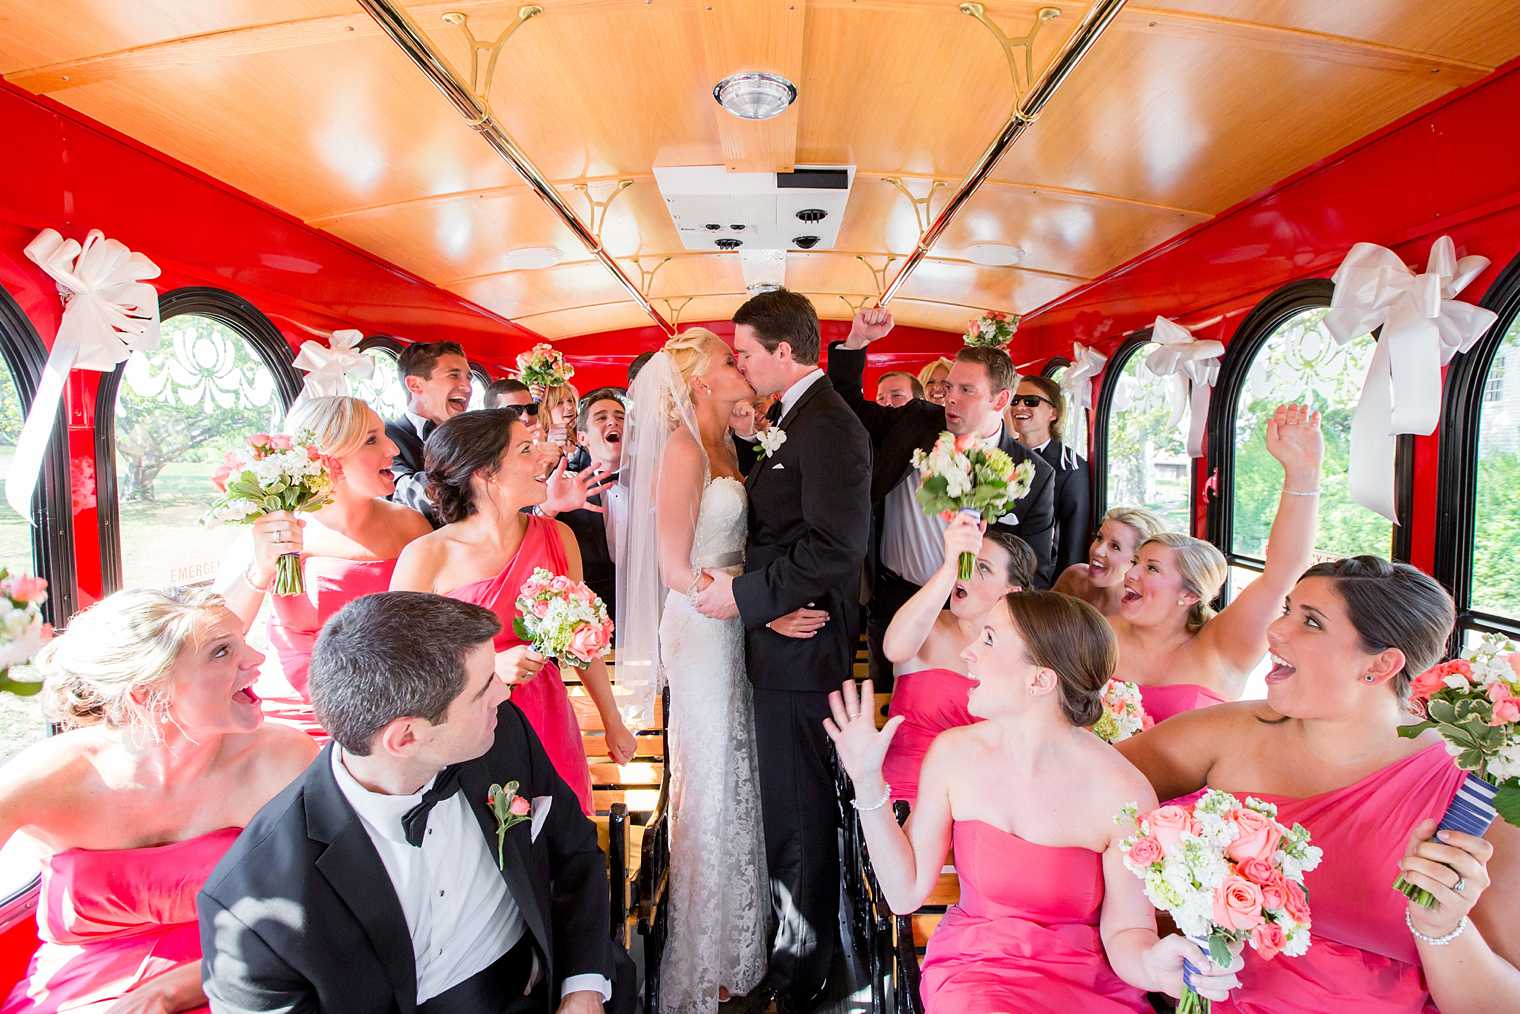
[7,229,160,517]
[1059,342,1107,465]
[291,328,374,405]
[1325,236,1496,523]
[1143,316,1223,458]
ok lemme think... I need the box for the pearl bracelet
[242,566,273,594]
[1283,488,1320,497]
[1405,910,1470,946]
[852,782,892,813]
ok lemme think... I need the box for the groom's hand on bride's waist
[692,569,739,620]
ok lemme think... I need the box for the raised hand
[1398,818,1494,939]
[768,604,830,639]
[1265,403,1323,488]
[844,307,895,349]
[939,512,985,572]
[249,511,305,587]
[541,460,616,515]
[822,678,904,788]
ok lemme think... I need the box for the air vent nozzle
[796,208,827,223]
[715,237,743,250]
[793,235,820,249]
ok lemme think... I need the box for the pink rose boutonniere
[486,781,533,870]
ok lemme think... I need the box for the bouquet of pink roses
[1116,790,1321,1013]
[910,431,1035,579]
[515,342,574,389]
[0,567,52,697]
[963,309,1019,350]
[1092,679,1153,743]
[203,432,333,596]
[513,567,613,669]
[1395,632,1520,906]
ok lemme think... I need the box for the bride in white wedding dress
[617,329,821,1012]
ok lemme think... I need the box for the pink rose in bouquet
[512,566,613,669]
[1213,877,1265,932]
[1225,807,1282,863]
[1147,805,1199,857]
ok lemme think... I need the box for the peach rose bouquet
[1396,632,1520,906]
[910,431,1035,579]
[1116,790,1321,1013]
[1092,678,1152,743]
[512,567,613,669]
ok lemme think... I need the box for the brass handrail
[878,0,1129,307]
[356,0,677,335]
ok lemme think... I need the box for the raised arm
[1114,701,1246,804]
[825,308,901,446]
[882,514,980,665]
[1199,404,1322,680]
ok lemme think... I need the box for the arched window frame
[0,285,76,623]
[1040,356,1071,379]
[1435,252,1520,648]
[1205,279,1412,604]
[1092,330,1198,534]
[94,288,301,594]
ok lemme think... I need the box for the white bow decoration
[291,328,374,403]
[1059,342,1107,464]
[1143,316,1224,458]
[1325,235,1496,523]
[6,229,161,517]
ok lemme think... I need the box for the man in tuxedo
[1009,374,1092,576]
[199,592,630,1013]
[385,341,474,526]
[827,308,1056,687]
[874,371,922,407]
[693,288,872,1011]
[544,388,624,619]
[485,377,535,409]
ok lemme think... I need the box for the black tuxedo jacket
[558,501,615,621]
[199,703,613,1013]
[385,417,441,527]
[825,343,1057,587]
[733,432,762,479]
[1033,439,1092,577]
[733,374,873,693]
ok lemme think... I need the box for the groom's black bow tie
[765,401,783,425]
[401,764,463,846]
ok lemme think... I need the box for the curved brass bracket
[573,179,635,246]
[882,177,952,235]
[958,2,1061,117]
[630,256,672,300]
[856,255,899,301]
[441,6,544,122]
[661,296,695,329]
[838,294,872,315]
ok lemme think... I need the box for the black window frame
[1040,356,1071,379]
[0,283,77,624]
[94,288,301,594]
[1435,251,1520,649]
[1205,279,1412,603]
[1092,330,1199,535]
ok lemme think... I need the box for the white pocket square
[530,795,553,842]
[771,463,786,470]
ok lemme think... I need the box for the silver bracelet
[241,566,273,594]
[852,782,892,813]
[1405,910,1470,946]
[1283,488,1320,497]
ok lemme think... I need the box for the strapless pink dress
[1215,743,1463,1012]
[448,515,593,815]
[882,668,977,804]
[260,556,397,739]
[919,821,1150,1013]
[1139,682,1226,724]
[1,828,238,1013]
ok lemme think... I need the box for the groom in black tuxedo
[199,591,631,1014]
[694,289,872,1010]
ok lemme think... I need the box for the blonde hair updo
[283,395,375,460]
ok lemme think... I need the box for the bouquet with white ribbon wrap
[1144,316,1224,458]
[7,229,160,516]
[1324,235,1496,523]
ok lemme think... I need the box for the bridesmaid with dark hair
[390,407,637,815]
[1119,557,1520,1012]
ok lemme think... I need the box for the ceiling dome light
[500,245,563,270]
[713,71,798,121]
[964,243,1026,267]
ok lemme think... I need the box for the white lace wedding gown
[657,476,769,1012]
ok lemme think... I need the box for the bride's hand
[822,678,902,789]
[496,645,548,688]
[768,604,829,639]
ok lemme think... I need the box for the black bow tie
[421,418,438,440]
[765,401,782,425]
[401,764,463,846]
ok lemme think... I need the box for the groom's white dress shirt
[332,748,610,1004]
[777,368,825,422]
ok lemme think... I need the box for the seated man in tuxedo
[827,308,1056,687]
[386,341,474,527]
[542,388,623,619]
[199,591,629,1014]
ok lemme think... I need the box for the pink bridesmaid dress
[1138,683,1226,724]
[1215,742,1464,1012]
[881,668,977,804]
[447,515,594,816]
[1,828,238,1014]
[260,556,397,740]
[919,821,1151,1013]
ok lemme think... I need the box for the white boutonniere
[756,427,787,459]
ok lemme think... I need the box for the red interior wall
[1013,60,1520,567]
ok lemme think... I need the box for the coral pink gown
[1,828,238,1014]
[1215,742,1465,1012]
[919,820,1150,1013]
[259,556,397,740]
[447,515,594,816]
[881,668,977,804]
[1138,683,1227,725]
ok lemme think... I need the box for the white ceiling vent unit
[653,165,855,253]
